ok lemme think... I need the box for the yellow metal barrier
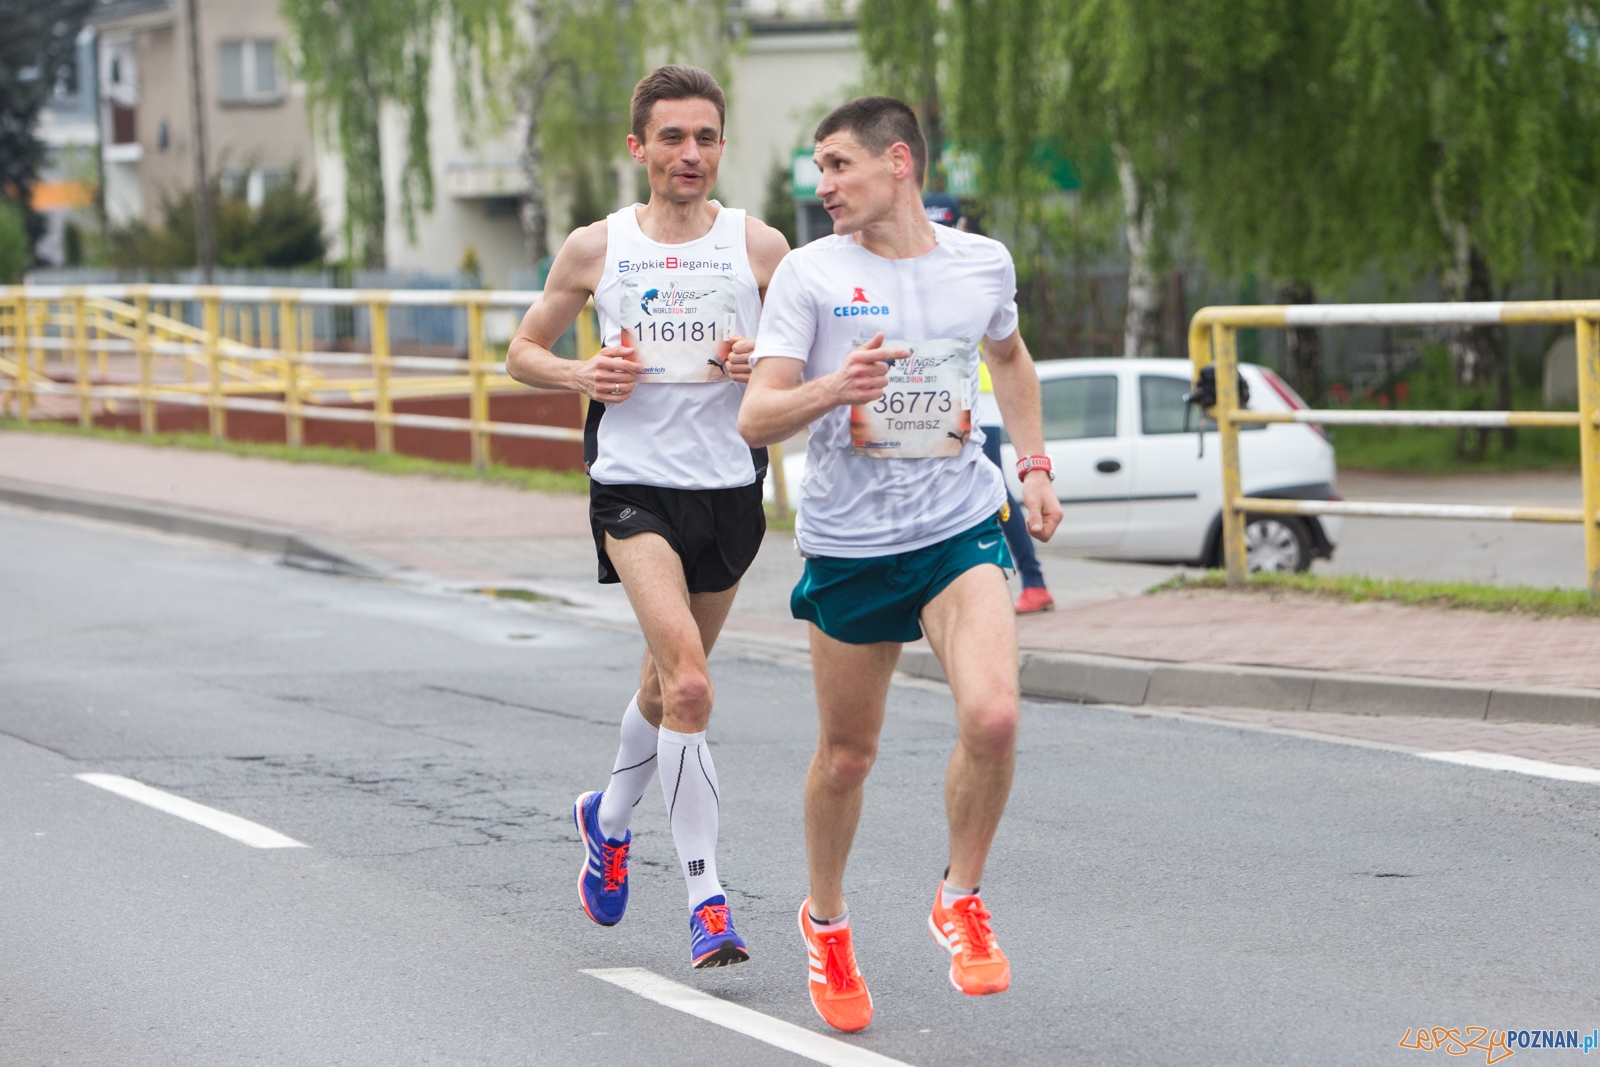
[0,284,602,467]
[1188,300,1600,596]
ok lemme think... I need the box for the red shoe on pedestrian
[1014,587,1054,614]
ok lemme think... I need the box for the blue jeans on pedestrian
[980,425,1047,590]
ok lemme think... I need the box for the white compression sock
[658,726,723,908]
[595,695,658,842]
[941,883,978,909]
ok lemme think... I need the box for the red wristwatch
[1016,454,1054,481]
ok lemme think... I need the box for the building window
[157,120,169,151]
[219,39,281,104]
[111,104,136,144]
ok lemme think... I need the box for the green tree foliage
[858,0,945,187]
[1336,0,1600,444]
[762,157,798,248]
[106,167,328,271]
[0,199,28,283]
[0,0,94,257]
[282,0,515,268]
[517,0,728,263]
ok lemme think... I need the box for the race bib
[849,338,973,459]
[620,275,740,384]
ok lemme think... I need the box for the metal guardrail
[0,283,592,471]
[1188,301,1600,596]
[0,283,794,516]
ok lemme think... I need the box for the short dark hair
[630,65,726,141]
[814,96,927,186]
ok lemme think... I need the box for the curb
[897,647,1600,729]
[0,477,395,579]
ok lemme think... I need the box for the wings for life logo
[639,281,715,317]
[833,286,891,317]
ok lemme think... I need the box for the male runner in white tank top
[505,65,789,969]
[739,96,1064,1030]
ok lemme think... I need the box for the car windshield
[1040,375,1118,440]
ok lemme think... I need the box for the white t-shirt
[588,203,765,489]
[752,227,1018,558]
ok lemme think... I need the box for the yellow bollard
[134,290,155,436]
[1212,323,1248,587]
[576,299,600,358]
[202,293,225,441]
[769,440,790,521]
[281,300,303,448]
[574,299,601,430]
[14,295,30,422]
[74,295,91,428]
[468,299,489,471]
[1577,318,1600,598]
[370,299,393,455]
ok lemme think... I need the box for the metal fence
[0,283,591,471]
[1189,301,1600,596]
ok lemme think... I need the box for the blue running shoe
[574,790,630,926]
[689,894,750,969]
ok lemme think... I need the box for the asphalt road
[4,505,1600,1066]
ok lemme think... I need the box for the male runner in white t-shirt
[739,95,1063,1031]
[506,65,789,969]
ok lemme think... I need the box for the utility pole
[184,0,215,282]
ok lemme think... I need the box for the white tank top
[587,203,765,489]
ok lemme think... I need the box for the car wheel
[1245,515,1311,573]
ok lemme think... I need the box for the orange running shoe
[1014,586,1055,614]
[928,883,1011,995]
[798,899,873,1032]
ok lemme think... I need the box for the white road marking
[583,967,914,1067]
[75,773,308,848]
[1417,750,1600,784]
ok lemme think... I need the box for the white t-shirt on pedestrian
[589,202,765,490]
[751,226,1018,558]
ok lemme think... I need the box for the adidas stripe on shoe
[574,790,630,926]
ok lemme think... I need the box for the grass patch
[0,417,591,495]
[1334,424,1579,474]
[764,503,795,533]
[1147,570,1600,618]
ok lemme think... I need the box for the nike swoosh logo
[714,243,733,249]
[978,539,999,549]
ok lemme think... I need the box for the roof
[90,0,174,29]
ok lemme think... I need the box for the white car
[769,357,1341,572]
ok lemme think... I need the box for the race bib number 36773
[849,338,973,459]
[621,275,740,384]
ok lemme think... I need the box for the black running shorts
[590,480,767,594]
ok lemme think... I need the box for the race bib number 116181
[849,338,973,459]
[621,275,740,383]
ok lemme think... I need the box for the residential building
[72,0,859,282]
[92,0,318,228]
